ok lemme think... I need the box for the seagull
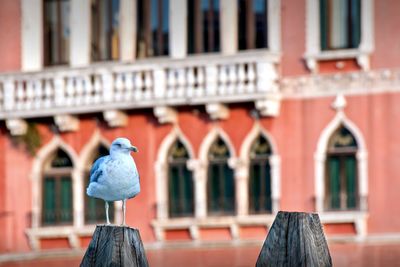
[87,138,139,225]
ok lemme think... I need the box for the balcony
[0,52,281,128]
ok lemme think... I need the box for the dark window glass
[168,140,194,217]
[188,0,220,54]
[44,0,70,65]
[320,0,361,50]
[84,145,114,224]
[325,126,358,210]
[137,0,169,58]
[91,0,120,61]
[207,137,235,215]
[238,0,268,50]
[249,135,272,214]
[42,149,73,225]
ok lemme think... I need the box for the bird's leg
[105,201,110,225]
[122,199,126,226]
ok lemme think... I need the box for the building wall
[0,92,400,252]
[0,0,21,72]
[0,0,399,255]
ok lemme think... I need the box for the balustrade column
[153,68,166,99]
[4,80,15,111]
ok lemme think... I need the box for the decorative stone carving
[153,106,177,124]
[6,119,28,136]
[54,115,79,132]
[331,94,347,112]
[206,103,229,120]
[255,95,281,117]
[103,110,128,127]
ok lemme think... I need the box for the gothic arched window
[249,134,272,214]
[207,137,235,215]
[168,140,194,217]
[325,126,358,210]
[42,149,73,225]
[84,145,114,224]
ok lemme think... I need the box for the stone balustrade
[0,52,280,120]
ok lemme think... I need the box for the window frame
[43,0,71,66]
[167,140,194,218]
[305,0,374,72]
[41,152,74,226]
[90,0,121,62]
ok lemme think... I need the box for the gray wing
[89,156,108,183]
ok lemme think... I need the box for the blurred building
[0,0,399,265]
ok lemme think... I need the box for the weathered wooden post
[80,225,149,267]
[256,211,332,267]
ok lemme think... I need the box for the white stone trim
[6,119,28,136]
[29,136,79,249]
[70,0,90,67]
[169,0,187,58]
[268,0,281,53]
[220,0,237,55]
[239,122,281,216]
[120,0,136,61]
[154,127,195,222]
[103,110,128,127]
[21,0,43,71]
[305,0,374,72]
[314,103,368,214]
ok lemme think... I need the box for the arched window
[168,140,194,217]
[238,0,268,50]
[42,149,73,225]
[319,0,361,50]
[325,126,358,210]
[91,0,120,61]
[207,137,235,215]
[84,145,114,224]
[187,0,220,54]
[249,134,272,214]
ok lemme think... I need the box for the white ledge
[26,225,98,251]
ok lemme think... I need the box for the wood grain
[256,211,332,267]
[80,225,149,267]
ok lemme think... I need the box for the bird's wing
[89,156,108,183]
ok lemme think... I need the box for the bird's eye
[116,143,121,147]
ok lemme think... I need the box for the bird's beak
[130,146,138,152]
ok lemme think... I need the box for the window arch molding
[315,111,368,214]
[239,122,281,215]
[198,127,237,217]
[28,136,79,249]
[154,127,195,222]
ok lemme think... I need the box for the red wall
[0,0,21,73]
[1,92,400,252]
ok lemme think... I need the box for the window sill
[25,224,100,251]
[304,48,371,72]
[319,211,368,238]
[151,214,276,241]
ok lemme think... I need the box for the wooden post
[256,211,332,267]
[80,225,149,267]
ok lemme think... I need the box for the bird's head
[110,138,138,156]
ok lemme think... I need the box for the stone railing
[0,52,280,120]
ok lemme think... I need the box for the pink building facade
[0,0,399,265]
